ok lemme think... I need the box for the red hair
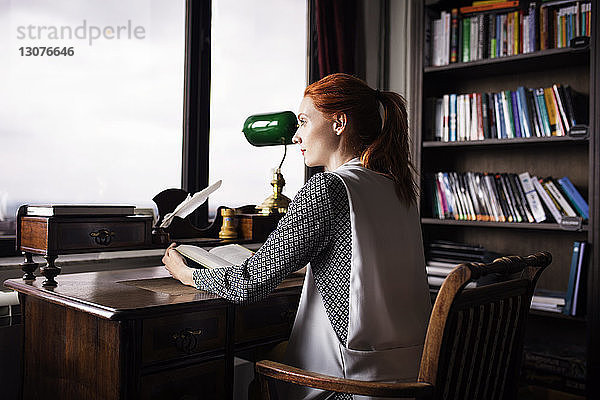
[304,73,417,205]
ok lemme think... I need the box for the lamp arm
[278,143,287,170]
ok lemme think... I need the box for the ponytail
[361,90,418,206]
[304,73,418,206]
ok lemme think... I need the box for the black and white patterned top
[193,172,352,345]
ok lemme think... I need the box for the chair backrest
[418,252,552,400]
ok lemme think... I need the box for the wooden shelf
[423,135,588,148]
[423,46,590,80]
[421,218,589,232]
[529,308,587,322]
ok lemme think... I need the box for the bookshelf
[411,0,599,397]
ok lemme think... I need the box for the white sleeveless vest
[282,159,432,400]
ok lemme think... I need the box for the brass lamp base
[256,168,291,215]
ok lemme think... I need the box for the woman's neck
[325,152,359,171]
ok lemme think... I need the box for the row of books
[426,239,587,318]
[425,84,588,142]
[424,171,589,224]
[425,240,501,289]
[527,241,586,315]
[427,1,592,67]
[522,343,586,394]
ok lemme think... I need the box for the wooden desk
[4,267,303,400]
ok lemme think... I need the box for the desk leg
[21,252,38,281]
[40,255,61,287]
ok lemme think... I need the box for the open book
[175,244,254,269]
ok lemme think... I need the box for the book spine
[495,93,505,138]
[514,10,520,55]
[526,88,542,137]
[436,173,449,218]
[558,176,589,219]
[442,94,450,141]
[471,16,478,61]
[533,175,562,223]
[470,94,478,140]
[501,173,522,222]
[552,84,568,135]
[478,14,486,60]
[502,91,514,138]
[545,178,577,217]
[450,8,459,63]
[511,173,535,222]
[519,172,547,223]
[481,93,490,138]
[571,241,586,316]
[535,88,552,136]
[494,173,513,222]
[484,173,505,221]
[511,90,522,137]
[448,94,456,141]
[476,173,494,221]
[517,86,532,137]
[443,173,460,220]
[489,13,497,58]
[488,92,496,139]
[463,17,471,62]
[564,242,579,316]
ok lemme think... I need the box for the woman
[163,73,431,400]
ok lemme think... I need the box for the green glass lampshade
[242,111,298,146]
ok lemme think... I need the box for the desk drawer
[140,358,226,399]
[142,308,227,365]
[235,294,299,345]
[56,220,149,251]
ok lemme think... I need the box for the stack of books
[530,290,566,313]
[563,241,587,316]
[424,171,589,224]
[425,84,588,141]
[529,241,587,315]
[425,240,501,290]
[427,1,592,67]
[523,343,586,394]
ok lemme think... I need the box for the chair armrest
[255,360,434,398]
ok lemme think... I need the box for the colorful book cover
[450,9,459,63]
[462,17,471,62]
[563,241,581,315]
[558,176,589,220]
[517,86,532,137]
[535,88,551,136]
[510,90,522,137]
[544,87,561,136]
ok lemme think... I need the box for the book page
[175,245,232,269]
[209,244,254,265]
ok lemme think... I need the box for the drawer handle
[89,229,115,246]
[172,329,203,354]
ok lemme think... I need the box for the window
[209,0,308,217]
[0,0,186,228]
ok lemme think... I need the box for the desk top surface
[4,266,304,320]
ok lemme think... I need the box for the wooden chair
[255,251,552,400]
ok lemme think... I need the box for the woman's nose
[292,133,301,144]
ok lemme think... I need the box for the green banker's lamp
[242,111,298,215]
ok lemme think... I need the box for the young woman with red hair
[163,73,431,400]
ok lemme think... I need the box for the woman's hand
[163,243,195,286]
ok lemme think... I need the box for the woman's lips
[301,149,305,155]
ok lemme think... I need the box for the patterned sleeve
[192,172,341,304]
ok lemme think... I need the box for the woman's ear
[333,113,347,136]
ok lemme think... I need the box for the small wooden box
[18,215,153,255]
[236,213,283,241]
[16,206,153,286]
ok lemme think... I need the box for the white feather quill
[159,180,222,228]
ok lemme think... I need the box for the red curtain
[314,0,358,78]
